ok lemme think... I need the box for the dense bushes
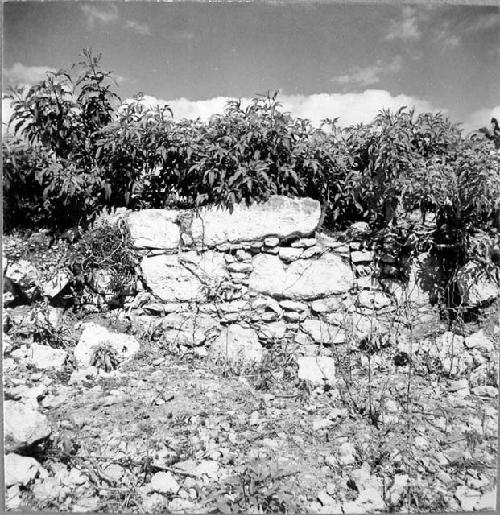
[4,50,120,230]
[3,50,499,246]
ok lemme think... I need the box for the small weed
[464,428,485,455]
[406,486,449,513]
[90,342,120,372]
[218,459,300,514]
[253,341,298,391]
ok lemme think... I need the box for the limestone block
[297,356,336,385]
[356,291,392,309]
[162,312,220,347]
[350,250,374,263]
[456,261,499,307]
[127,209,180,250]
[211,324,263,363]
[279,247,304,262]
[249,253,354,300]
[5,454,45,487]
[191,196,321,247]
[258,321,287,340]
[141,251,227,302]
[302,319,346,344]
[30,344,67,370]
[4,401,51,453]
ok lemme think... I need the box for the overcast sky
[3,1,500,132]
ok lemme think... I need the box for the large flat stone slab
[127,209,180,250]
[161,312,221,346]
[141,251,227,302]
[191,196,321,247]
[248,253,354,300]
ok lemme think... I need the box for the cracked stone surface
[191,196,321,247]
[249,253,354,300]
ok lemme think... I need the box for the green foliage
[31,307,72,350]
[4,49,121,229]
[218,459,300,513]
[4,51,499,279]
[2,137,53,229]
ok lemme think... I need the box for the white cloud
[385,7,422,42]
[123,89,441,128]
[386,9,499,53]
[331,57,402,88]
[462,13,500,33]
[434,23,460,51]
[121,95,229,121]
[80,4,118,30]
[462,105,500,133]
[331,65,382,88]
[3,63,56,86]
[280,90,439,127]
[124,20,152,36]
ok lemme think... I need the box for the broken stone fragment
[264,236,280,247]
[278,247,304,262]
[29,344,67,370]
[227,261,253,273]
[356,290,392,309]
[150,471,180,494]
[310,296,342,314]
[258,320,287,340]
[279,299,308,311]
[4,400,51,453]
[464,329,494,354]
[350,250,374,263]
[456,261,500,307]
[291,237,317,248]
[5,453,46,487]
[297,356,336,385]
[41,269,72,298]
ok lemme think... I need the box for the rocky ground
[3,231,499,513]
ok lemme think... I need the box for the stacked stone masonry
[122,195,478,383]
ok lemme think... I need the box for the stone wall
[124,195,447,382]
[4,195,498,386]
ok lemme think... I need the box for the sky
[2,1,500,133]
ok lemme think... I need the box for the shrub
[4,50,500,301]
[4,49,121,230]
[2,137,51,230]
[69,216,137,298]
